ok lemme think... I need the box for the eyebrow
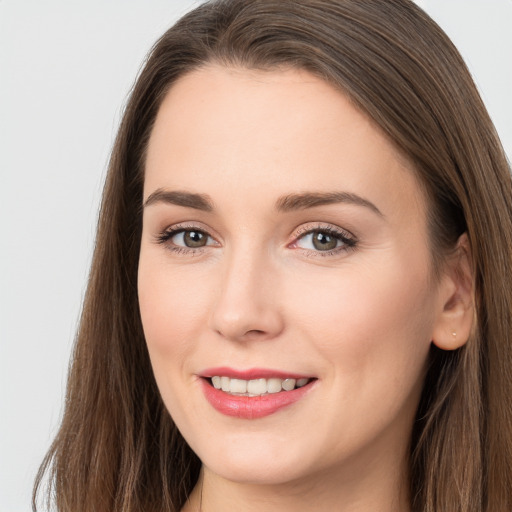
[143,188,383,217]
[275,191,383,217]
[143,189,214,211]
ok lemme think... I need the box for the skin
[138,65,473,512]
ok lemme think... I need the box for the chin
[204,458,307,486]
[191,429,315,485]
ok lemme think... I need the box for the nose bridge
[209,240,283,341]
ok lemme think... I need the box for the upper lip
[199,367,315,380]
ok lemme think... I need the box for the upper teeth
[211,376,310,396]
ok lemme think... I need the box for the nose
[208,248,284,342]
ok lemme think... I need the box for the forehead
[144,65,426,223]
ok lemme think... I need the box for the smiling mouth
[200,372,317,418]
[207,376,314,396]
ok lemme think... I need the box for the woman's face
[138,65,448,486]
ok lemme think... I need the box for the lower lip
[200,379,315,419]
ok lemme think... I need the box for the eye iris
[312,231,338,251]
[184,230,207,248]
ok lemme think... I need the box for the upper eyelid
[155,221,356,247]
[161,222,219,239]
[292,223,355,240]
[161,224,219,243]
[161,222,353,235]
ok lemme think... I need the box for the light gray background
[1,1,511,511]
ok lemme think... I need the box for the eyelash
[154,223,357,258]
[154,223,214,256]
[292,224,357,258]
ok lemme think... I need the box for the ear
[431,233,474,351]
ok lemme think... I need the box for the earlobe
[431,233,474,351]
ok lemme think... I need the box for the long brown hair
[34,1,512,511]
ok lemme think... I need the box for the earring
[451,331,457,338]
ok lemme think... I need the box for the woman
[34,0,512,511]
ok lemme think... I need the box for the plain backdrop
[1,1,511,511]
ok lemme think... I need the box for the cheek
[285,257,435,391]
[137,253,217,427]
[281,260,436,457]
[137,253,212,365]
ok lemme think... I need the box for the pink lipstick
[199,367,316,419]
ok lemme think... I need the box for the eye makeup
[153,221,358,259]
[289,224,357,259]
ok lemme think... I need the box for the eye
[172,229,210,248]
[155,225,218,252]
[298,231,340,251]
[293,226,356,255]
